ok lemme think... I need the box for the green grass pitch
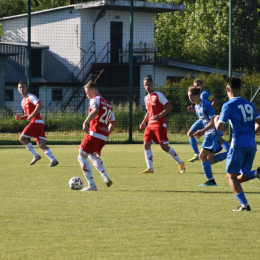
[1,144,260,259]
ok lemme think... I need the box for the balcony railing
[119,43,157,64]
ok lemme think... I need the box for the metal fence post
[44,85,47,127]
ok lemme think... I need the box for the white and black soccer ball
[69,176,83,190]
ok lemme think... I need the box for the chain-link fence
[0,0,260,145]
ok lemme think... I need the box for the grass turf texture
[1,144,260,259]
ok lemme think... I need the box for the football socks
[44,149,56,161]
[78,155,95,186]
[144,149,153,171]
[168,147,182,164]
[214,152,227,163]
[202,160,214,180]
[235,192,248,207]
[25,143,38,156]
[189,137,200,155]
[88,154,109,181]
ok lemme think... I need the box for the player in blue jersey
[188,85,230,186]
[187,79,220,162]
[214,76,260,211]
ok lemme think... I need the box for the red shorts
[79,134,106,157]
[22,123,46,143]
[144,126,169,145]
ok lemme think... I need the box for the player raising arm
[15,81,58,167]
[78,82,116,191]
[139,76,185,174]
[214,76,260,211]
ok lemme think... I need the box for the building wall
[5,85,89,114]
[1,7,155,79]
[0,57,6,110]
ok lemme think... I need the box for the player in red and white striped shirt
[78,82,116,191]
[15,81,58,167]
[139,77,185,174]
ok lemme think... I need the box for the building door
[110,22,123,64]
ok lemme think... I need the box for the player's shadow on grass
[0,147,25,149]
[118,190,260,195]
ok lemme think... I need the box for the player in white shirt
[15,81,58,167]
[78,82,116,191]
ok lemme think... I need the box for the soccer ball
[69,176,83,190]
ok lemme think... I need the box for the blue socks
[245,170,257,180]
[202,160,213,180]
[236,192,248,206]
[189,137,199,155]
[223,141,230,152]
[214,152,227,163]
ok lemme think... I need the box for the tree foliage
[0,24,3,40]
[0,0,27,18]
[155,0,260,72]
[31,0,69,12]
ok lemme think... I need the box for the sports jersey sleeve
[90,97,100,109]
[252,103,260,119]
[29,94,40,105]
[205,101,216,118]
[157,92,169,106]
[144,97,148,110]
[219,103,231,123]
[109,111,116,123]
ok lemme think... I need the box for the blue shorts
[226,148,256,174]
[190,119,204,133]
[201,135,222,153]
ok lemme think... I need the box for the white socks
[25,143,38,156]
[88,155,109,181]
[168,147,182,164]
[145,149,153,170]
[44,149,56,161]
[78,155,95,186]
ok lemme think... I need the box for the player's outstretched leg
[140,149,154,173]
[78,154,97,191]
[188,137,199,162]
[37,140,58,167]
[45,149,58,167]
[88,154,113,187]
[166,146,185,173]
[199,160,217,186]
[24,143,41,165]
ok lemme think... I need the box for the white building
[0,0,188,112]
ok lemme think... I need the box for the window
[5,89,14,101]
[52,89,62,101]
[31,86,39,98]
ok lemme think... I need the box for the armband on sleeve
[208,95,213,101]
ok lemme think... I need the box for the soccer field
[1,144,260,259]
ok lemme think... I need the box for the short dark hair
[18,81,27,86]
[226,76,241,89]
[84,81,98,90]
[144,77,153,83]
[188,85,200,95]
[193,79,203,86]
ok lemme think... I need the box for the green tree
[0,0,27,18]
[31,0,69,12]
[155,0,260,72]
[0,24,3,40]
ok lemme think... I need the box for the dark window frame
[5,89,14,101]
[52,89,63,101]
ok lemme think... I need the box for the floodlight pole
[27,0,31,93]
[228,0,233,141]
[129,0,133,143]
